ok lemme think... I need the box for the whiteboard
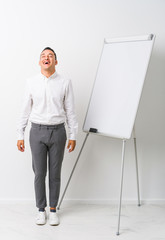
[83,34,155,139]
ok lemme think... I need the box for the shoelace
[50,213,57,219]
[37,212,45,219]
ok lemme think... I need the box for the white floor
[0,202,165,240]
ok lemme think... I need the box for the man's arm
[17,79,32,152]
[64,79,78,152]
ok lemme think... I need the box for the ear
[39,60,41,66]
[55,60,58,65]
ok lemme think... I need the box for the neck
[41,69,56,78]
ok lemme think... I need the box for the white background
[0,0,165,204]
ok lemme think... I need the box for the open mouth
[44,61,50,65]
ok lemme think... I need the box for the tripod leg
[57,133,89,210]
[116,139,126,236]
[133,137,141,206]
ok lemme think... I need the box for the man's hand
[67,140,76,153]
[17,140,25,152]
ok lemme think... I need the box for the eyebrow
[41,53,53,56]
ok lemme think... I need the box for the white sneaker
[36,211,46,225]
[49,212,60,226]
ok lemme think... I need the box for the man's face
[39,49,57,71]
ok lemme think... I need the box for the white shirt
[17,71,78,140]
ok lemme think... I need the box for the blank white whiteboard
[83,34,155,139]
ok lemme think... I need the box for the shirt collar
[40,71,58,80]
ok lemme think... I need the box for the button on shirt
[17,71,78,140]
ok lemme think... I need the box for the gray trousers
[29,122,67,208]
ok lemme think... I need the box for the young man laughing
[17,47,78,225]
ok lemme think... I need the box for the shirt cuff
[68,133,77,141]
[17,133,24,141]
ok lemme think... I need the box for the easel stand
[116,135,141,235]
[57,132,89,209]
[57,129,141,235]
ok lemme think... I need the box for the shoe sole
[49,223,60,226]
[36,222,46,225]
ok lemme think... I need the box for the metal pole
[133,127,141,207]
[116,139,126,236]
[57,133,89,210]
[133,137,141,206]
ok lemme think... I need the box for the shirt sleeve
[16,79,33,140]
[64,79,78,140]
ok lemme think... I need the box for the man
[17,47,78,226]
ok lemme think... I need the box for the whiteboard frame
[83,34,156,139]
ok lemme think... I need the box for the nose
[45,55,50,60]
